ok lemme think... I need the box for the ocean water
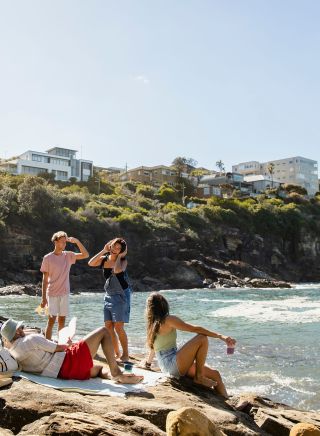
[1,284,319,412]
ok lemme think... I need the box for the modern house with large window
[232,156,318,195]
[0,147,93,181]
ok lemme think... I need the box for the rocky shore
[1,353,319,436]
[0,255,293,297]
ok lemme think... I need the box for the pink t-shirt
[40,251,76,297]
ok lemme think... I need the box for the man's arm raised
[67,237,89,260]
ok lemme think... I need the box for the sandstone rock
[0,427,14,436]
[166,407,226,436]
[18,411,166,435]
[228,394,320,436]
[290,423,320,435]
[0,362,319,436]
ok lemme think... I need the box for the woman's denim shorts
[104,293,128,322]
[156,347,181,378]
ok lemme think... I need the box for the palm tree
[215,160,225,174]
[267,162,275,188]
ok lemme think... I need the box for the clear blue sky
[0,0,320,172]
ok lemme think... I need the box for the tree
[172,157,198,178]
[0,186,17,220]
[17,176,62,221]
[283,184,307,196]
[190,168,211,183]
[267,163,275,188]
[38,171,56,183]
[215,160,225,174]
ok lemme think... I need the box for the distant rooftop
[46,147,78,153]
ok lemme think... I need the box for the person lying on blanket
[0,319,143,384]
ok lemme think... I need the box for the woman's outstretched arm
[167,315,236,346]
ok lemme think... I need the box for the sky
[0,0,320,172]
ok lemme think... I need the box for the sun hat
[0,319,24,342]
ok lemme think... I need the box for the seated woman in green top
[146,292,236,398]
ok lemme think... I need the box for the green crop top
[153,328,177,352]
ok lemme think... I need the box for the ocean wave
[210,296,320,323]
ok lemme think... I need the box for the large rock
[0,284,40,296]
[290,423,320,435]
[228,394,320,436]
[18,411,166,435]
[0,362,319,435]
[166,407,226,436]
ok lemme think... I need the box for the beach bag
[0,347,18,373]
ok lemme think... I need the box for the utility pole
[95,175,100,195]
[182,183,185,205]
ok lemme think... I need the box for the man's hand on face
[67,237,78,244]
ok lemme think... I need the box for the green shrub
[137,197,154,210]
[136,184,156,199]
[157,185,180,204]
[283,184,308,195]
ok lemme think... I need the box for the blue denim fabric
[156,347,181,378]
[103,293,127,322]
[123,287,132,323]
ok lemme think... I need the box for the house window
[21,166,47,174]
[57,170,68,180]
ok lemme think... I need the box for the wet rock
[249,279,291,288]
[0,284,40,297]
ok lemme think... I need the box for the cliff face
[0,221,320,291]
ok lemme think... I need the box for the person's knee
[197,334,208,344]
[104,322,114,332]
[114,323,125,333]
[48,316,57,324]
[99,326,112,339]
[213,369,222,382]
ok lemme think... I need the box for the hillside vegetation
[1,172,320,240]
[1,172,320,285]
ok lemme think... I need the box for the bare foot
[194,376,218,389]
[113,373,144,384]
[136,360,152,370]
[120,355,130,362]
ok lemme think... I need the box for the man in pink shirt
[40,231,89,339]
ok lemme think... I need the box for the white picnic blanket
[14,367,166,397]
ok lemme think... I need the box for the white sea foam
[293,283,320,290]
[210,296,320,323]
[200,298,244,303]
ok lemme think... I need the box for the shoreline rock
[0,361,319,435]
[0,256,297,297]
